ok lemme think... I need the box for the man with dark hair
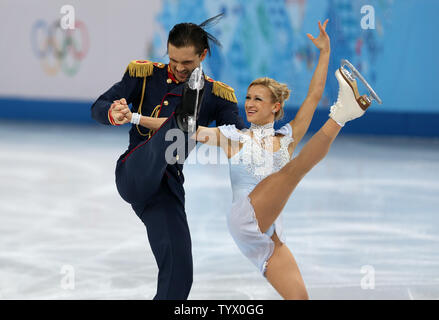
[91,16,245,300]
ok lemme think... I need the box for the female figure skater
[121,19,378,299]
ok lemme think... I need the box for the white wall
[0,0,163,100]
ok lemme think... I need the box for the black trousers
[137,178,193,300]
[115,114,193,299]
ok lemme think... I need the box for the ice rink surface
[1,121,438,300]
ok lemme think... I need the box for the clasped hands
[110,98,132,125]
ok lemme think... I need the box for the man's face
[168,44,207,82]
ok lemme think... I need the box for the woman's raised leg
[249,118,341,233]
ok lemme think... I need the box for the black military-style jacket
[91,60,246,206]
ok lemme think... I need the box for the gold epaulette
[205,75,238,103]
[126,60,165,78]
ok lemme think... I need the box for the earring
[272,110,276,114]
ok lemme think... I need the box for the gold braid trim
[212,81,238,103]
[150,104,161,118]
[136,76,148,136]
[126,60,154,78]
[146,105,161,139]
[135,76,162,138]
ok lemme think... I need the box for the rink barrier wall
[0,97,438,137]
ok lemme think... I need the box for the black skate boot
[175,65,205,133]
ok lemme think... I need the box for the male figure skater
[91,15,245,299]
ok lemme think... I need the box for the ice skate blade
[341,59,383,105]
[337,68,371,111]
[188,66,205,90]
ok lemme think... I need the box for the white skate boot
[329,59,382,127]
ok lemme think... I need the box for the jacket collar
[167,65,180,84]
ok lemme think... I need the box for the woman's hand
[307,19,330,53]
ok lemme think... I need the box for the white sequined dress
[218,123,294,275]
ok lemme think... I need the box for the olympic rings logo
[31,19,89,76]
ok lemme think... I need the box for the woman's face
[245,85,279,125]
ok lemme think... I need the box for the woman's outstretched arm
[138,116,167,131]
[117,99,234,154]
[111,99,168,130]
[289,19,330,145]
[194,126,221,146]
[132,115,223,148]
[194,126,239,159]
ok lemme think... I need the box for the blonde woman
[123,20,379,299]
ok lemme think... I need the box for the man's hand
[110,98,131,125]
